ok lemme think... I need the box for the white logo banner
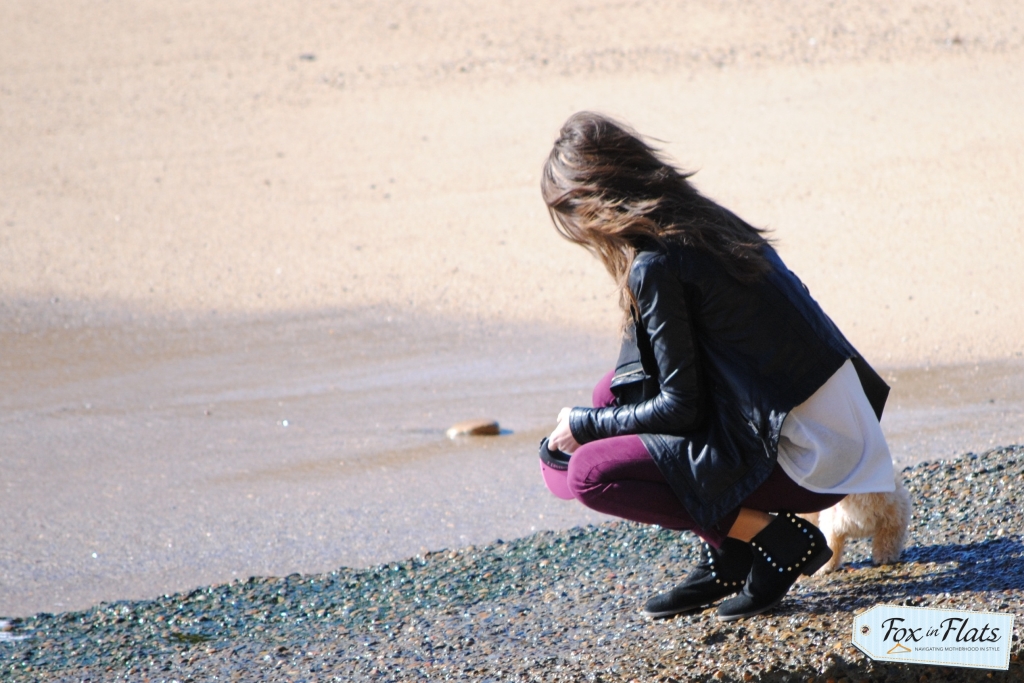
[852,605,1015,670]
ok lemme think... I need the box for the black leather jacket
[568,245,889,529]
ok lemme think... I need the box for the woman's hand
[548,407,581,454]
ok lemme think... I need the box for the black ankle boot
[716,512,833,621]
[644,538,752,618]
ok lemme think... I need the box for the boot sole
[716,594,785,622]
[644,601,717,619]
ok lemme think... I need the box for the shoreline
[3,446,1023,681]
[3,310,1023,618]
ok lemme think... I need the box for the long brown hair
[541,111,771,314]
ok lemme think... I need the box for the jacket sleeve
[569,254,705,443]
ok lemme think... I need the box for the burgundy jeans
[565,371,845,547]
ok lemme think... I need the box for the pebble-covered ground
[3,446,1023,682]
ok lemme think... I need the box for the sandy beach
[3,1,1024,618]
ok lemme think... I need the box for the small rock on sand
[446,419,500,439]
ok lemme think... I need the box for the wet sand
[3,1,1024,617]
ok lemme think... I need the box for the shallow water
[2,310,1022,617]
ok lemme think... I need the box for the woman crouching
[540,112,896,621]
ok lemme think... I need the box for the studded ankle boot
[716,512,833,621]
[644,537,753,618]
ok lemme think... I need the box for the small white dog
[801,477,912,574]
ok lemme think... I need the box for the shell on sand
[446,419,500,439]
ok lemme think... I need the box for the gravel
[3,445,1023,682]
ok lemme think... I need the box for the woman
[540,112,896,621]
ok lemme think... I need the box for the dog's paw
[870,534,906,565]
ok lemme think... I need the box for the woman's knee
[566,435,651,500]
[565,446,599,500]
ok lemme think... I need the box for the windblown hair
[541,111,772,314]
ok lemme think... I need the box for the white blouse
[776,359,896,494]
